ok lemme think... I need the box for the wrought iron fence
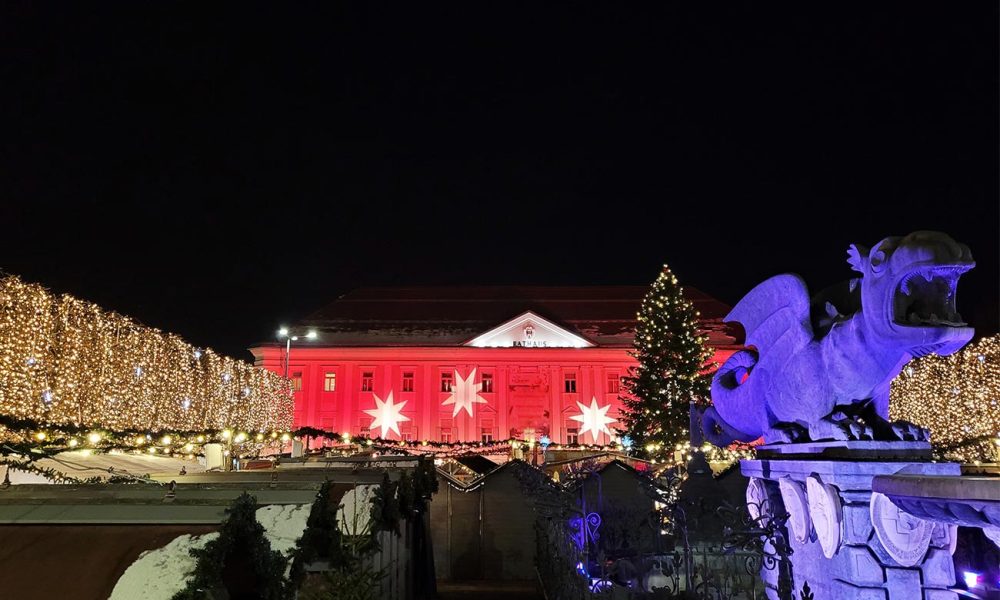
[519,461,796,600]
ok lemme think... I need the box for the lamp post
[277,327,317,380]
[277,327,317,454]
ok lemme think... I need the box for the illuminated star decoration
[441,368,488,417]
[364,391,410,438]
[570,397,617,442]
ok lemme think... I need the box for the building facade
[250,286,737,445]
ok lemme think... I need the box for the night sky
[1,3,997,359]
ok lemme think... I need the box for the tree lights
[890,334,1000,461]
[620,265,713,459]
[0,275,293,436]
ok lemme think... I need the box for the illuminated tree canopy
[890,334,1000,461]
[0,275,293,434]
[620,265,713,459]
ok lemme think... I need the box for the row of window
[352,422,579,445]
[297,371,623,394]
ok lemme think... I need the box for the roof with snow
[454,454,499,475]
[268,285,733,348]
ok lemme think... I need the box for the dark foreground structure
[0,457,435,600]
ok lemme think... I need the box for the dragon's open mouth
[893,264,972,327]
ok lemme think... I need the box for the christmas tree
[620,265,713,459]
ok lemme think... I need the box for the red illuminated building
[251,287,737,445]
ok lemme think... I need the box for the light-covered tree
[620,265,713,459]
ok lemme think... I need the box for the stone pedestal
[742,449,960,600]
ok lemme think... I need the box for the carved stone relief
[870,491,933,567]
[807,474,843,559]
[778,476,811,543]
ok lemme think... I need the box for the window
[324,372,337,392]
[402,426,415,442]
[564,372,577,394]
[481,420,495,444]
[440,418,453,443]
[361,371,374,392]
[440,371,454,392]
[606,373,620,394]
[481,372,494,393]
[566,427,579,445]
[292,371,303,392]
[360,418,372,436]
[402,371,414,392]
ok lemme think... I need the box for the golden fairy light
[0,275,293,434]
[890,335,1000,461]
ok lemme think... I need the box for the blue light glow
[963,571,982,588]
[589,578,613,592]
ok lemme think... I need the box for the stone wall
[743,458,960,600]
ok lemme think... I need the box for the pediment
[465,311,594,348]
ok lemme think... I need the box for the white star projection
[569,397,617,442]
[441,368,488,417]
[364,391,411,438]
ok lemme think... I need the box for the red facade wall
[252,346,736,444]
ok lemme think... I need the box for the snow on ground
[337,483,379,535]
[109,532,216,600]
[255,503,312,556]
[2,450,205,484]
[109,503,310,600]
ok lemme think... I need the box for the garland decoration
[172,493,290,600]
[371,473,404,537]
[288,481,351,589]
[0,411,639,463]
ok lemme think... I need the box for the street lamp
[277,327,318,380]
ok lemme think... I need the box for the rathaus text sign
[466,312,594,348]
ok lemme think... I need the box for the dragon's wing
[727,274,813,352]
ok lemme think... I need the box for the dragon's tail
[703,350,764,446]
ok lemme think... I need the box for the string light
[0,275,293,435]
[620,264,713,459]
[891,335,1000,462]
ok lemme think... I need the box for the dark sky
[1,3,997,359]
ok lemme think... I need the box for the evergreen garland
[290,476,409,600]
[413,456,439,507]
[172,493,290,600]
[288,482,351,588]
[291,461,437,594]
[371,473,403,538]
[620,265,714,459]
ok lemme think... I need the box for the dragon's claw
[809,416,873,442]
[768,423,807,444]
[891,421,913,441]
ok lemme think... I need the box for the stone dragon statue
[702,231,975,445]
